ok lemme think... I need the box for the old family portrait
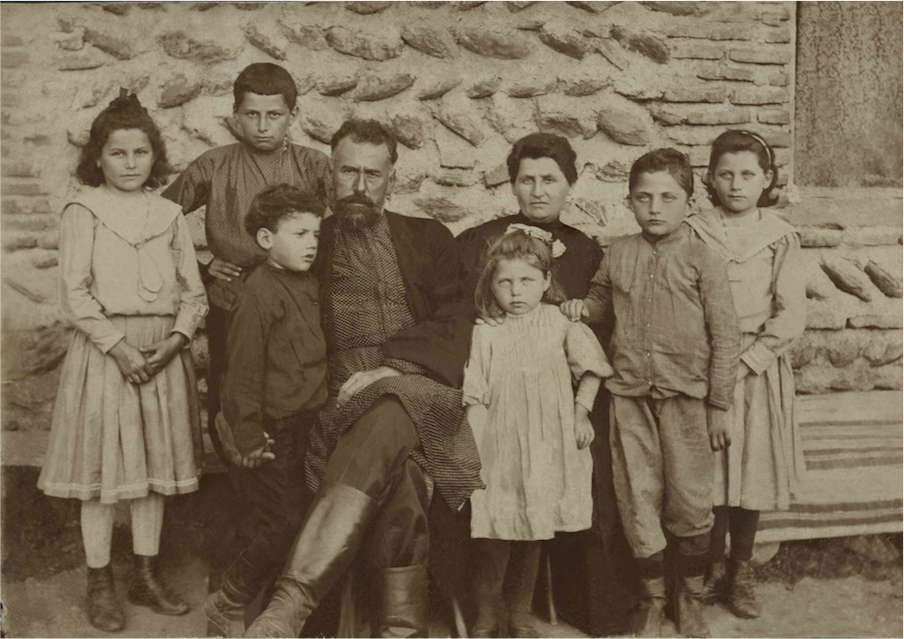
[0,1,901,638]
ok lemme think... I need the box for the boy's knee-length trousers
[609,394,714,559]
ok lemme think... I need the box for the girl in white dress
[37,92,208,632]
[463,228,612,637]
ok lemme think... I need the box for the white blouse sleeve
[58,204,125,353]
[170,213,209,341]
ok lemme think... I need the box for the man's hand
[737,362,753,383]
[238,435,276,469]
[574,404,595,450]
[707,407,731,452]
[140,333,188,377]
[109,339,153,385]
[560,299,589,322]
[208,257,242,283]
[337,366,402,408]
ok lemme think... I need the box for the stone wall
[0,2,899,435]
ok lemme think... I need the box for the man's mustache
[334,193,377,210]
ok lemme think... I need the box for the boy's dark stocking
[635,552,666,638]
[701,506,730,604]
[471,538,511,638]
[727,507,761,618]
[674,547,710,638]
[503,541,541,638]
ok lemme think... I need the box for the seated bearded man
[247,119,481,638]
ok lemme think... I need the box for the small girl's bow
[505,223,567,258]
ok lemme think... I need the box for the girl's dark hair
[474,230,565,319]
[628,148,694,198]
[330,118,398,165]
[705,129,779,207]
[245,184,326,237]
[233,62,298,111]
[76,90,170,189]
[506,132,578,185]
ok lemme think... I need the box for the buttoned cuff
[740,340,775,376]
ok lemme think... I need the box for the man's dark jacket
[312,211,472,387]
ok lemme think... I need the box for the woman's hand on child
[337,366,402,408]
[140,333,189,377]
[475,314,505,327]
[560,299,589,322]
[208,257,242,283]
[239,434,276,469]
[109,339,153,385]
[574,405,595,450]
[706,407,732,451]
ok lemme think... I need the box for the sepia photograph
[0,1,901,637]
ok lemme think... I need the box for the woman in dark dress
[450,132,636,636]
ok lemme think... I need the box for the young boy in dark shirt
[163,63,330,463]
[561,149,740,638]
[205,184,327,637]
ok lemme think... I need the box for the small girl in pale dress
[463,228,612,637]
[37,92,208,632]
[688,129,806,619]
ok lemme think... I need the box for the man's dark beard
[334,194,382,231]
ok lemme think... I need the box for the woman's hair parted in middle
[76,91,171,189]
[506,132,578,185]
[628,148,694,198]
[474,230,565,319]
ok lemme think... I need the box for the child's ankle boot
[129,554,190,615]
[87,564,126,632]
[700,559,725,605]
[675,553,710,638]
[635,555,667,638]
[727,558,761,619]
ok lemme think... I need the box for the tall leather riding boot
[129,554,190,616]
[635,555,667,638]
[471,539,511,638]
[674,553,710,638]
[504,542,541,638]
[376,565,428,638]
[87,565,126,632]
[244,483,377,638]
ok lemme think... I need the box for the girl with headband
[688,129,807,619]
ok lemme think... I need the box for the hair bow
[505,223,566,258]
[109,87,144,111]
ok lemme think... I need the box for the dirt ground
[2,469,901,638]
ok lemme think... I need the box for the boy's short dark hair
[506,132,578,185]
[330,119,398,165]
[628,148,694,198]
[233,63,298,111]
[244,184,326,237]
